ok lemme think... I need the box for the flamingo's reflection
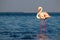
[36,34,49,40]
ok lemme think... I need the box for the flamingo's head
[37,6,43,12]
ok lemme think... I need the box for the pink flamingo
[36,6,51,34]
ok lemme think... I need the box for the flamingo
[36,6,51,34]
[36,6,51,40]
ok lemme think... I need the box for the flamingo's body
[36,6,51,19]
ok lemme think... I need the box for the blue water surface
[0,12,60,40]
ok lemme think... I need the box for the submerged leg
[43,19,46,33]
[40,19,46,34]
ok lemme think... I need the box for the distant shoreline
[0,12,59,16]
[0,12,60,14]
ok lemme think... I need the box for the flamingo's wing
[44,12,51,18]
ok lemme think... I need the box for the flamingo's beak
[38,9,41,12]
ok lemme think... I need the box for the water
[0,12,60,40]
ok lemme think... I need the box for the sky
[0,0,60,12]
